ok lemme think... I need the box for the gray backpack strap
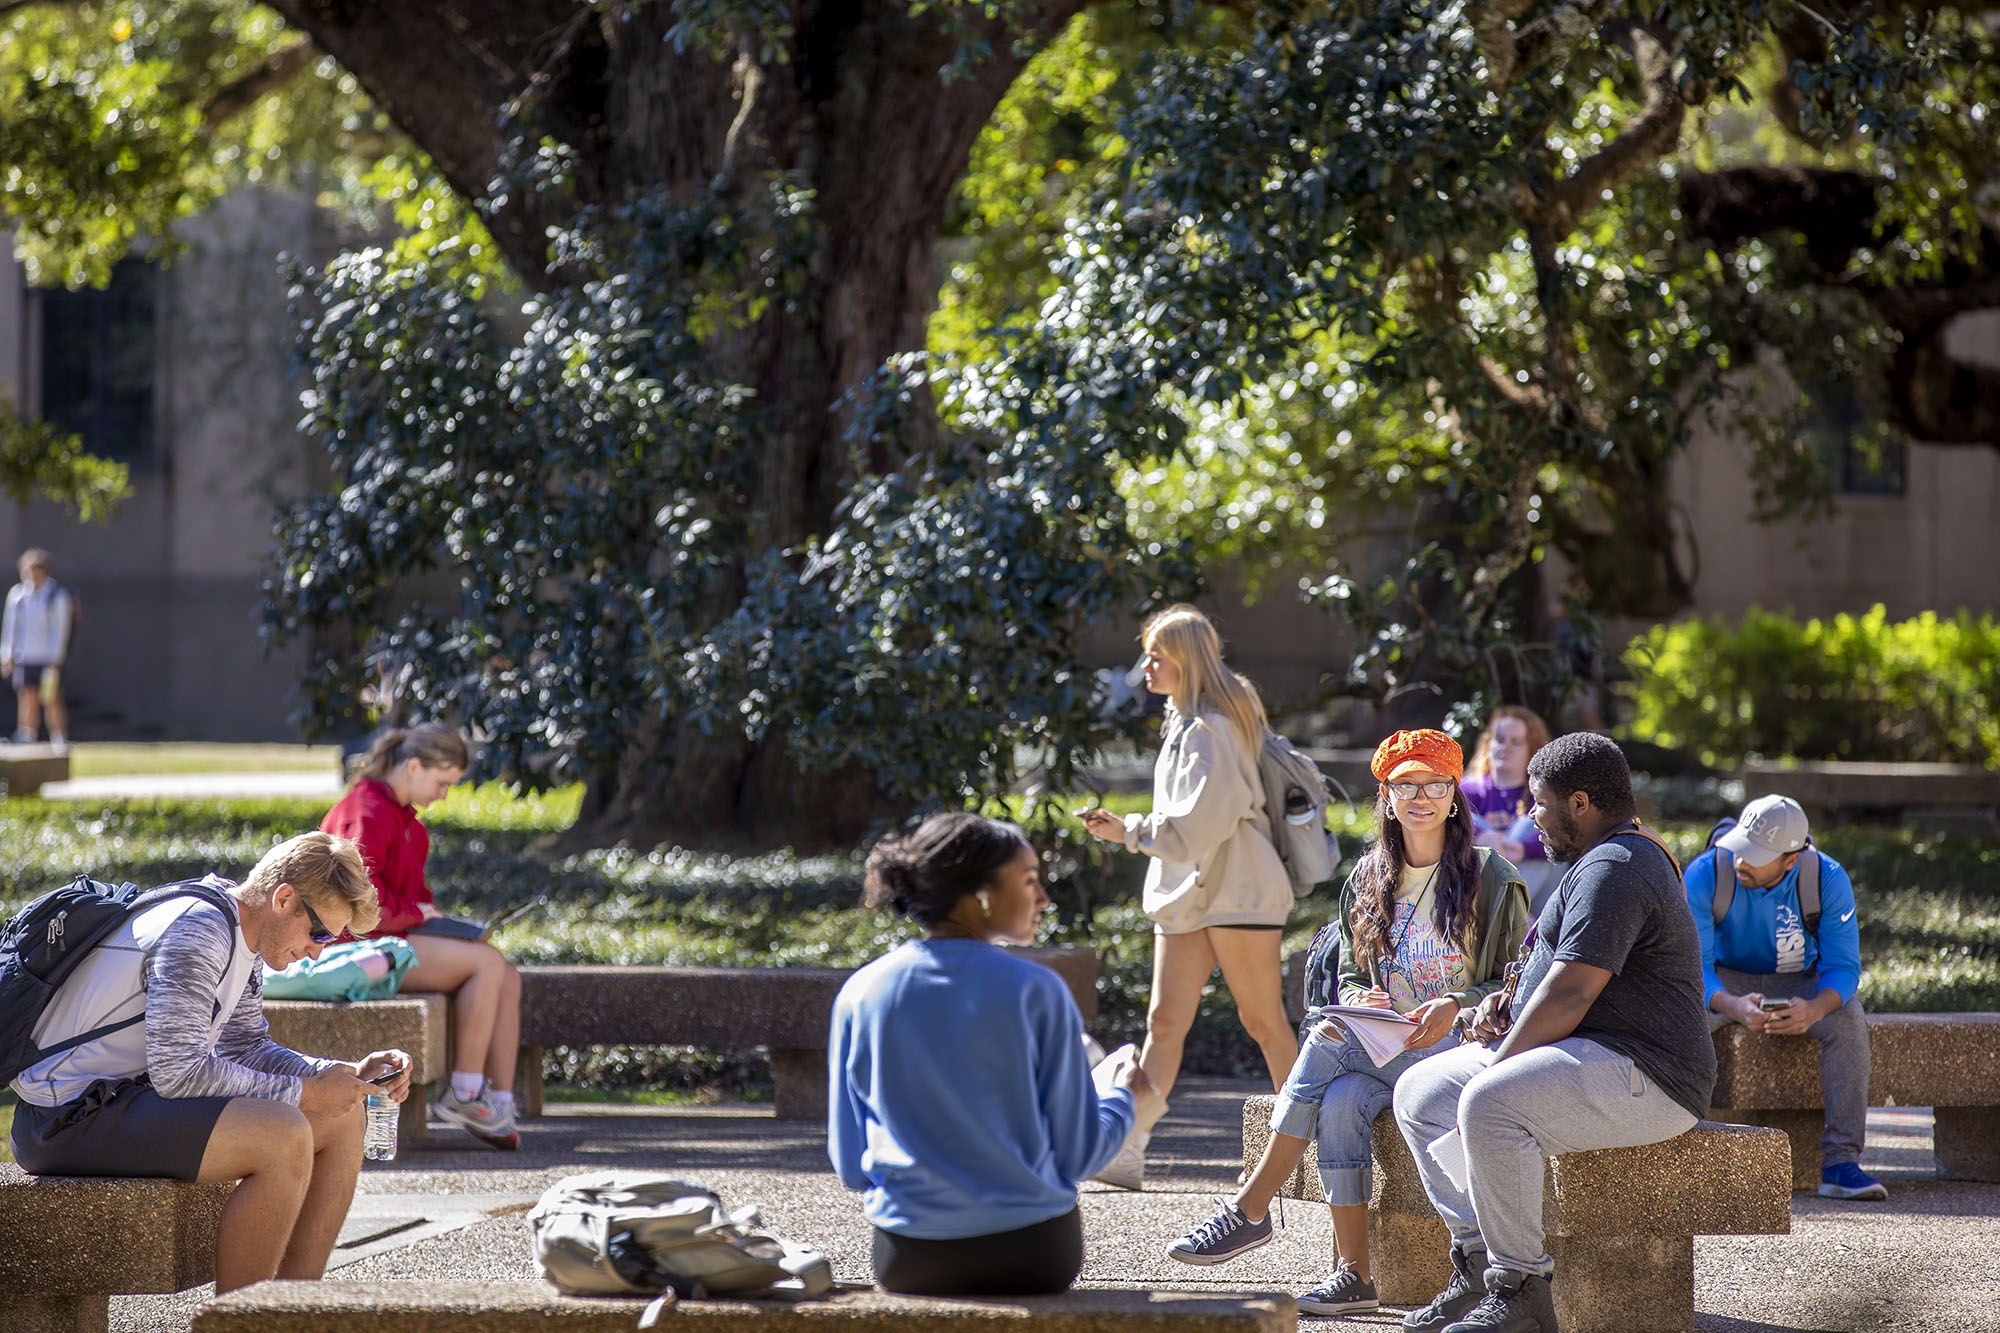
[1799,846,1821,934]
[1709,848,1735,924]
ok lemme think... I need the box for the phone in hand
[366,1064,406,1085]
[1759,997,1797,1013]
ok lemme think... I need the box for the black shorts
[12,661,55,694]
[872,1207,1082,1297]
[9,1077,233,1181]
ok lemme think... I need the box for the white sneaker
[1093,1129,1149,1190]
[432,1082,519,1146]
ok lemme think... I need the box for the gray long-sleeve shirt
[12,883,337,1108]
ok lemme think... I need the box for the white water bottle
[364,1092,398,1161]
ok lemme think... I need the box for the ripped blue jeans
[1269,1017,1455,1207]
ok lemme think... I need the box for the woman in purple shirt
[1459,707,1563,908]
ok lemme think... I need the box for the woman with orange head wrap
[1162,728,1530,1314]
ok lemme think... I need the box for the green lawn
[67,743,344,778]
[1,788,1993,1092]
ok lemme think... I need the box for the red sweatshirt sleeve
[321,783,431,938]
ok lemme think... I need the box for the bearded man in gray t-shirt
[1391,732,1716,1333]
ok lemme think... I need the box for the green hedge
[1622,605,2000,768]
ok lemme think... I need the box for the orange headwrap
[1370,728,1464,784]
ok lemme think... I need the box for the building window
[39,259,158,465]
[1805,378,1905,498]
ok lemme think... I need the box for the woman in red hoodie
[322,723,523,1148]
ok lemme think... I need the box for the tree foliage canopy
[10,0,2000,845]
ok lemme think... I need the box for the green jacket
[1335,847,1533,1009]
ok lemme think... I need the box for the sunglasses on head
[298,894,341,945]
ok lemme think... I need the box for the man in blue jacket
[1685,794,1882,1201]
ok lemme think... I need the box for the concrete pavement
[111,1081,1997,1333]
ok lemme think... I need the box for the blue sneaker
[1165,1200,1272,1265]
[1819,1163,1888,1201]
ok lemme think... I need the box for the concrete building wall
[0,190,342,740]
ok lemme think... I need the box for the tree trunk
[270,1,1082,851]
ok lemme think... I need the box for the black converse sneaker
[1299,1259,1379,1314]
[1403,1244,1488,1333]
[1164,1200,1273,1265]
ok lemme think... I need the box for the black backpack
[0,875,237,1086]
[1300,919,1342,1013]
[1703,817,1821,934]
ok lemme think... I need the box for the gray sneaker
[1164,1200,1272,1265]
[1404,1244,1487,1333]
[1299,1259,1378,1314]
[1442,1268,1557,1333]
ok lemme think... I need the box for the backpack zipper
[47,909,66,951]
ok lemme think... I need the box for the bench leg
[1548,1232,1695,1333]
[1709,1108,1819,1190]
[515,1045,545,1118]
[11,1293,108,1333]
[1368,1211,1453,1306]
[771,1047,826,1121]
[1934,1106,2000,1181]
[398,1082,429,1144]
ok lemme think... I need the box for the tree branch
[202,41,319,132]
[1544,20,1682,235]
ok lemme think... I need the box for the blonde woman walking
[1081,605,1296,1188]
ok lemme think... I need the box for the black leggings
[872,1207,1083,1297]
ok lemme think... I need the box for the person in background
[829,812,1161,1296]
[1,547,73,749]
[1685,794,1881,1201]
[1079,604,1296,1190]
[321,723,523,1148]
[1460,705,1563,912]
[1163,729,1529,1317]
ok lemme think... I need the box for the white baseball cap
[1717,795,1811,868]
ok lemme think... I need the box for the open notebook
[1308,1004,1422,1067]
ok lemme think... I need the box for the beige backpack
[528,1171,833,1321]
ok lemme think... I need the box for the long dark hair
[1348,781,1481,972]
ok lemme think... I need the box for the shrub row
[1622,604,2000,768]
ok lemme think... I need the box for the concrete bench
[193,1281,1296,1333]
[1242,1097,1789,1333]
[263,993,450,1143]
[0,1163,233,1333]
[1732,760,2000,826]
[1709,1011,2000,1187]
[0,742,69,797]
[517,946,1100,1122]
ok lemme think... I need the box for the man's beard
[1538,807,1581,861]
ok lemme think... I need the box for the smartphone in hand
[366,1064,406,1086]
[1759,997,1797,1013]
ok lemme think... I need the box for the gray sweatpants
[1708,966,1870,1169]
[1392,1037,1697,1278]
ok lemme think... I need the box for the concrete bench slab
[0,1164,233,1333]
[517,947,1098,1122]
[0,743,69,797]
[1709,1012,2000,1186]
[263,994,449,1143]
[1241,1096,1788,1333]
[1732,760,2000,822]
[193,1281,1297,1333]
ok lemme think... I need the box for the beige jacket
[1122,708,1293,934]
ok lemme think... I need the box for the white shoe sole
[1164,1230,1271,1266]
[1299,1294,1379,1315]
[1818,1183,1888,1200]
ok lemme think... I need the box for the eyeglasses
[1385,780,1454,801]
[298,895,340,945]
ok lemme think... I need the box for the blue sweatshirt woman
[828,938,1135,1240]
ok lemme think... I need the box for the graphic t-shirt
[1384,861,1469,1013]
